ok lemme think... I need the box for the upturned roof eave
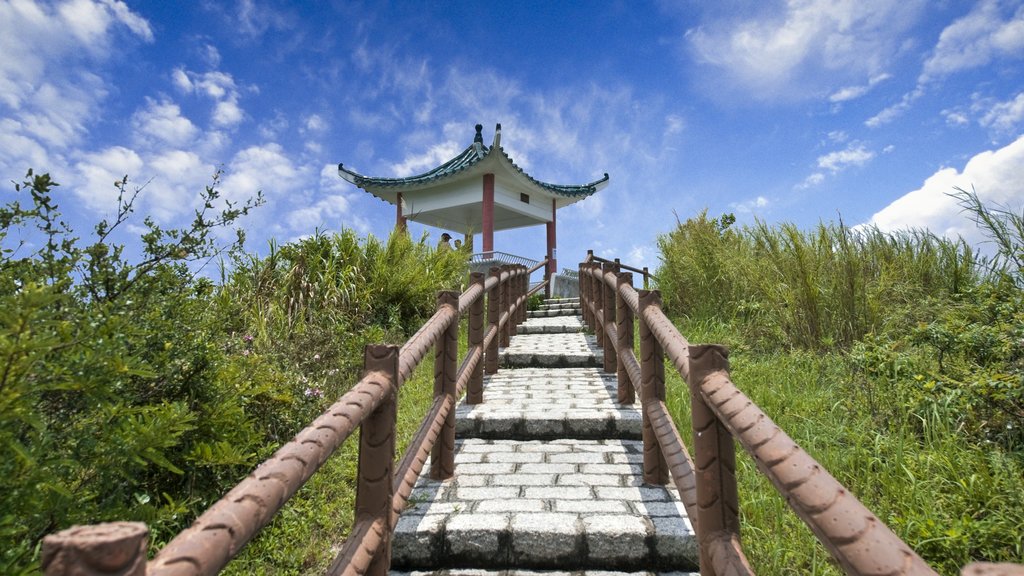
[337,124,609,205]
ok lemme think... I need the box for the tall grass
[657,211,978,350]
[657,207,1023,573]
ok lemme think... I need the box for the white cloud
[390,140,461,177]
[920,0,1024,83]
[0,0,151,177]
[730,195,770,213]
[797,172,826,189]
[304,114,327,133]
[978,92,1024,133]
[943,109,971,126]
[817,143,875,172]
[220,143,304,205]
[131,99,199,148]
[73,146,145,212]
[829,73,892,103]
[865,87,923,127]
[687,0,923,100]
[865,135,1024,245]
[175,69,245,128]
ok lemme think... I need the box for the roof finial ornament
[473,123,484,156]
[493,123,502,148]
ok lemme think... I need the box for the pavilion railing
[579,258,1024,576]
[42,258,550,576]
[469,250,540,269]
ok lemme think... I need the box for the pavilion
[338,123,609,288]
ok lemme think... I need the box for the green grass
[223,347,438,575]
[665,318,1024,575]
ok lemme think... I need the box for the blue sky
[2,0,1023,275]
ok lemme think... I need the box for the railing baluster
[639,290,669,485]
[500,265,512,348]
[602,263,617,374]
[431,292,459,480]
[486,267,500,375]
[593,262,598,348]
[468,272,485,404]
[616,272,635,404]
[355,344,399,576]
[688,344,750,576]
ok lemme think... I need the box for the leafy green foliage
[0,170,466,573]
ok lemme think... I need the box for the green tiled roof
[338,124,608,199]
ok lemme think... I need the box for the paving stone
[475,499,547,513]
[510,513,581,564]
[446,513,510,562]
[583,515,649,565]
[391,331,699,572]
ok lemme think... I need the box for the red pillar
[396,192,407,232]
[546,198,556,297]
[483,174,495,257]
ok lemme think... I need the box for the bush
[0,170,469,573]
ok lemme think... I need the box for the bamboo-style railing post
[519,265,528,326]
[42,522,149,576]
[356,344,399,575]
[602,263,617,374]
[639,290,669,485]
[486,267,500,374]
[431,292,459,480]
[643,267,650,290]
[500,265,512,348]
[578,263,587,327]
[616,272,635,404]
[578,262,589,328]
[593,265,605,351]
[688,344,741,576]
[467,272,485,404]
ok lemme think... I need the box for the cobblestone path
[392,297,699,576]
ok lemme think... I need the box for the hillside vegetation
[0,171,465,574]
[657,194,1024,574]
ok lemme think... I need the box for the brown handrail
[580,258,941,576]
[42,260,538,576]
[585,249,657,288]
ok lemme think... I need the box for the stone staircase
[391,297,699,575]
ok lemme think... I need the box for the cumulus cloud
[865,135,1024,244]
[919,0,1024,83]
[686,0,923,100]
[73,146,145,212]
[220,143,304,205]
[173,68,245,128]
[0,0,152,177]
[131,99,199,148]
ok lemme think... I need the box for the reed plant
[658,202,1023,573]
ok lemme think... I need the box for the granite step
[528,307,582,318]
[500,334,601,368]
[391,439,698,572]
[543,298,579,305]
[391,565,696,569]
[516,316,586,335]
[456,368,641,440]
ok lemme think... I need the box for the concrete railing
[579,259,939,576]
[42,259,549,576]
